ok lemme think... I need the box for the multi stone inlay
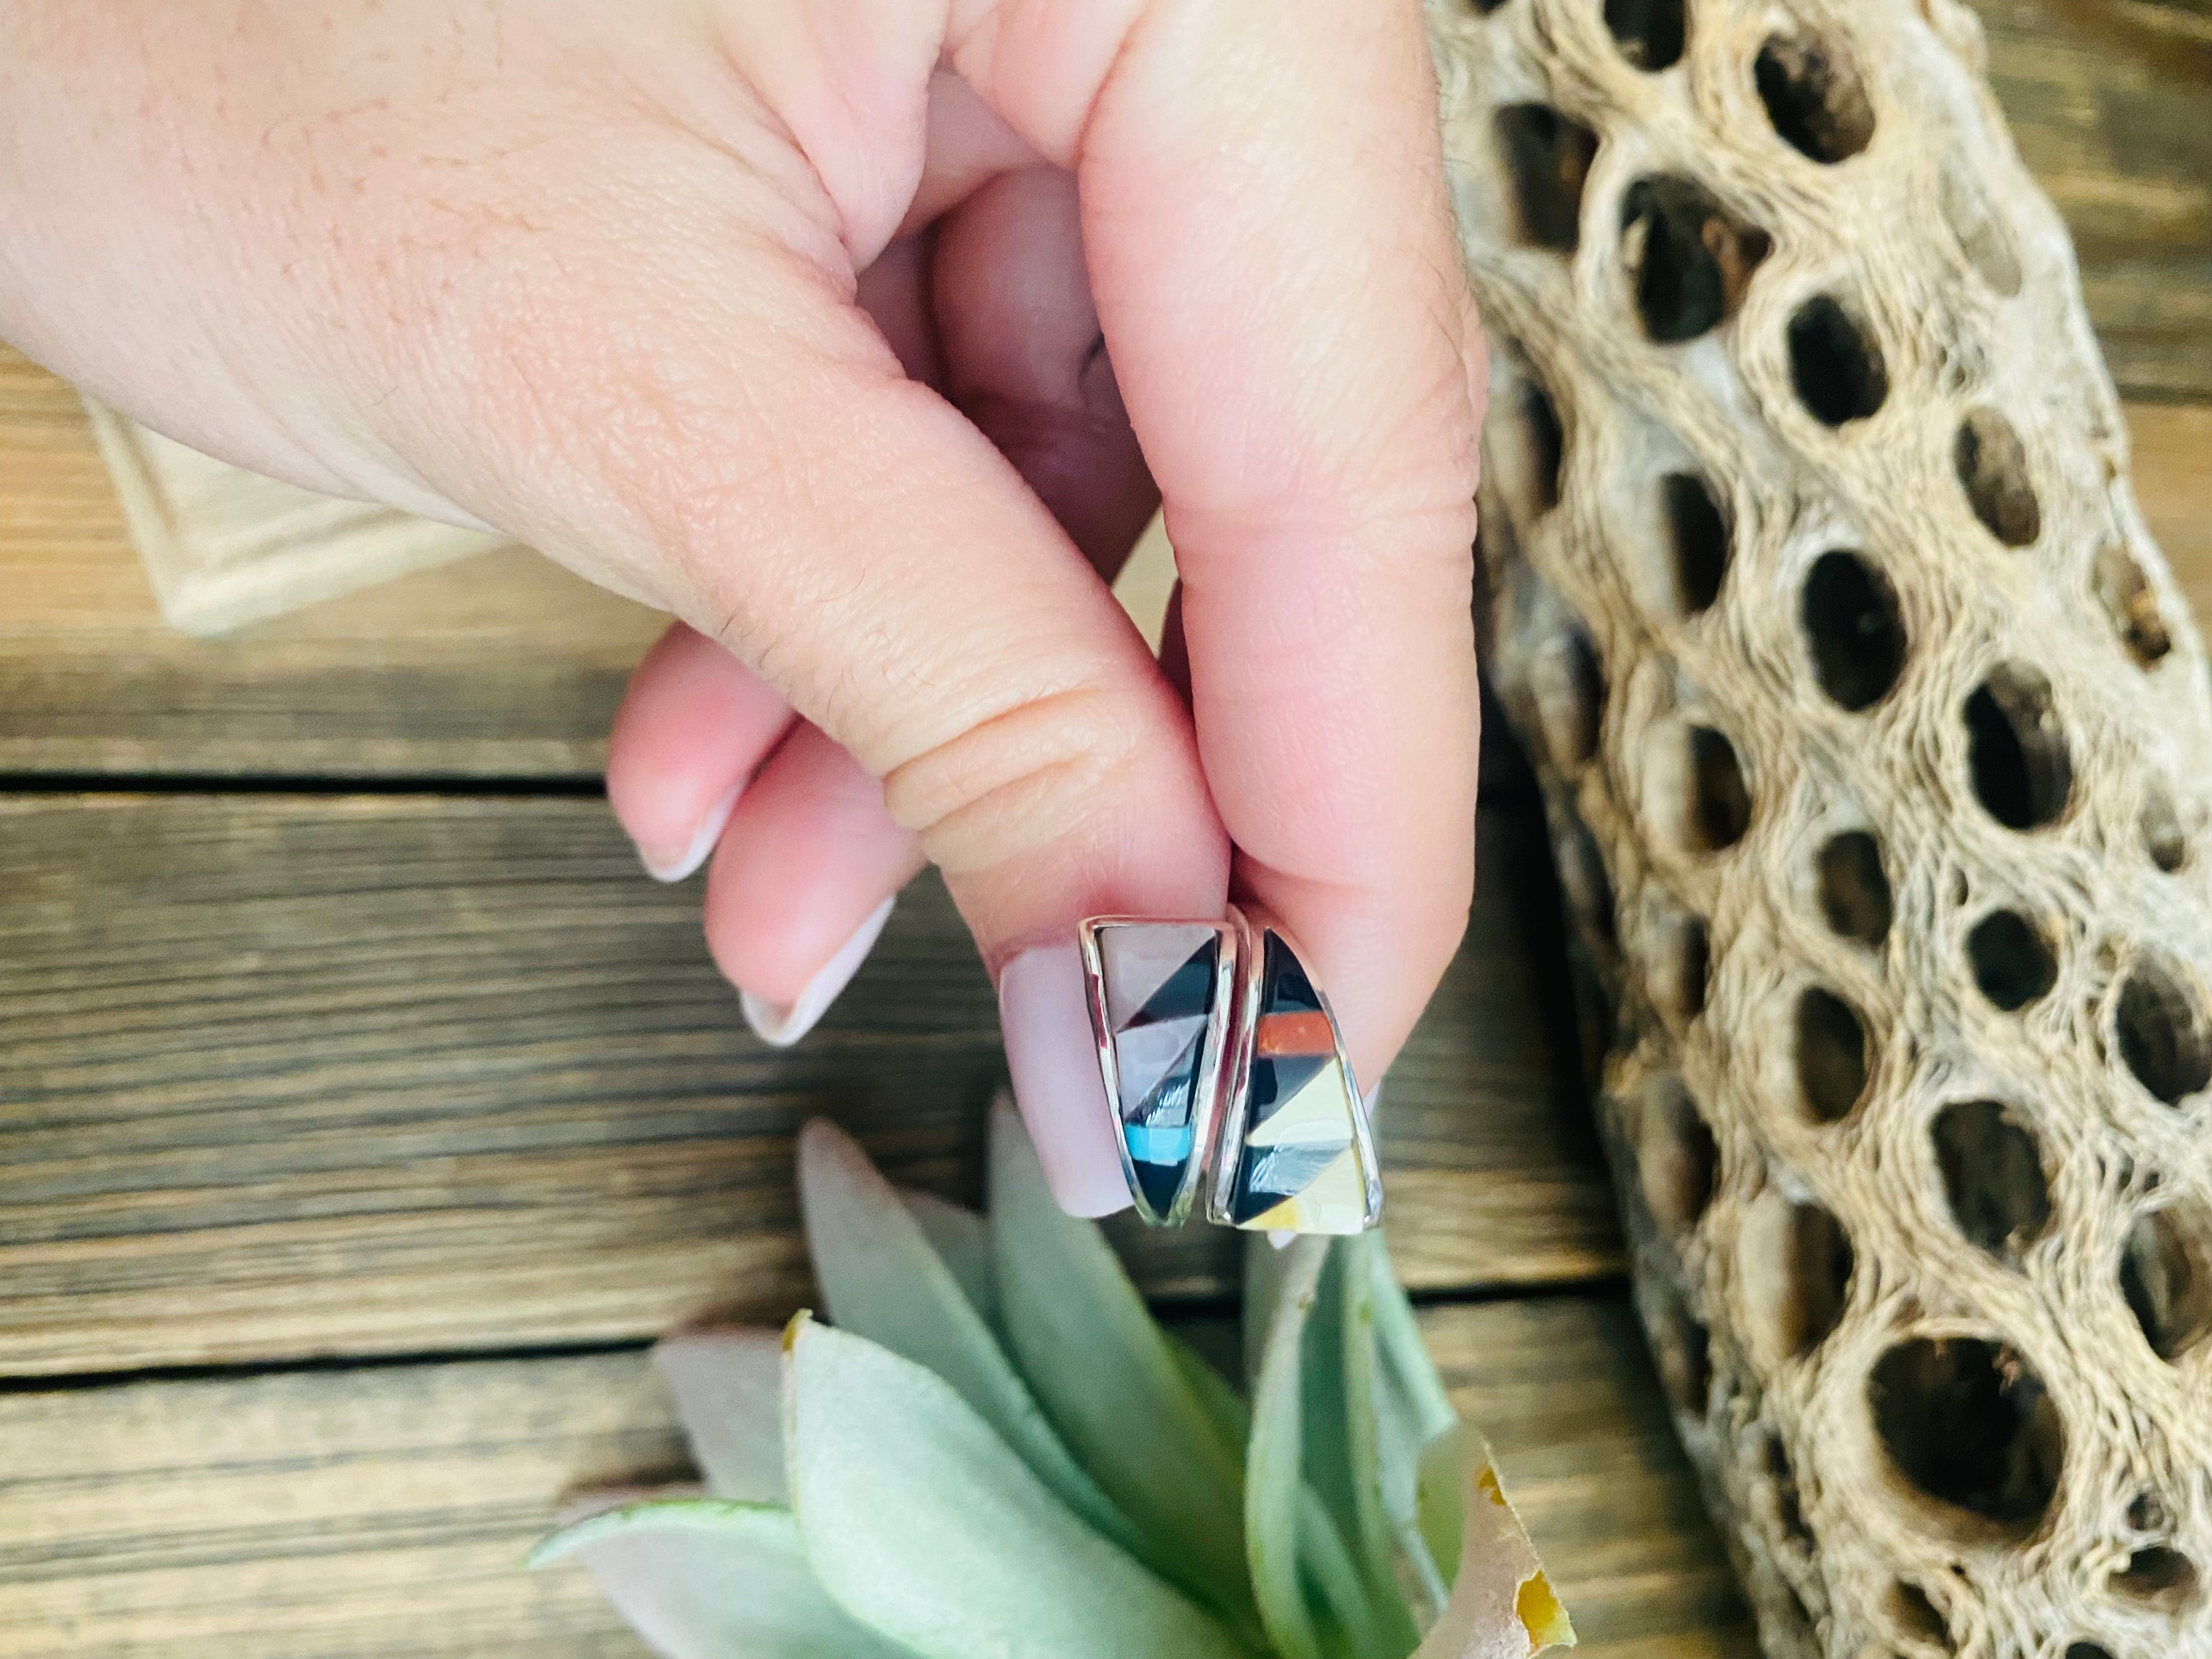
[1090,921,1230,1224]
[1081,912,1382,1234]
[1217,927,1378,1234]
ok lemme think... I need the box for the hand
[0,0,1483,1215]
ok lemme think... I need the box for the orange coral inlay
[1256,1010,1335,1054]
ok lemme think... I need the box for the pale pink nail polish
[637,783,742,884]
[997,942,1133,1219]
[740,898,895,1047]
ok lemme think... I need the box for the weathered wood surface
[0,389,2204,780]
[0,793,1613,1378]
[1977,0,2212,399]
[0,1297,1755,1659]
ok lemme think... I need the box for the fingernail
[636,784,742,884]
[740,897,895,1048]
[997,942,1132,1218]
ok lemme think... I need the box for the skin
[0,0,1483,1094]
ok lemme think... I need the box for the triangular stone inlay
[1092,923,1226,1222]
[1223,929,1373,1232]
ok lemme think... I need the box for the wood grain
[0,793,1615,1378]
[0,1297,1754,1659]
[1976,0,2212,399]
[0,350,662,779]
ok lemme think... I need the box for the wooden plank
[0,794,1616,1378]
[1976,0,2212,399]
[0,349,661,777]
[0,1296,1754,1659]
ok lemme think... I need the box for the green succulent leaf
[1338,1238,1426,1655]
[1245,1235,1330,1659]
[1361,1234,1458,1614]
[1165,1332,1250,1469]
[529,1496,794,1567]
[531,1498,913,1659]
[987,1101,1259,1629]
[798,1119,1137,1554]
[1251,1238,1447,1659]
[653,1330,787,1503]
[787,1313,1251,1659]
[899,1187,1001,1334]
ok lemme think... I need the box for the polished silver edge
[1205,904,1266,1227]
[1210,903,1383,1234]
[1077,916,1239,1229]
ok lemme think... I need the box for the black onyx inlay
[1099,927,1223,1220]
[1233,935,1333,1223]
[1223,931,1366,1228]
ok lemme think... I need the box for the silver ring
[1077,906,1381,1234]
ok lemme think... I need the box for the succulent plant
[532,1105,1572,1659]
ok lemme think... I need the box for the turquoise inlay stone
[1097,923,1222,1221]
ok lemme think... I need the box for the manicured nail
[636,784,741,884]
[740,897,895,1048]
[997,942,1133,1218]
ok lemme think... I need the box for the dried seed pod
[1430,0,2212,1654]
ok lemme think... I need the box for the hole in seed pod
[1493,373,1565,526]
[2064,1646,2114,1659]
[1802,550,1907,711]
[1890,1581,1951,1650]
[1494,105,1599,253]
[1664,472,1730,614]
[1530,623,1606,771]
[2110,1546,2199,1608]
[1955,409,2040,546]
[2115,956,2212,1105]
[1817,830,1892,946]
[1755,35,1876,162]
[1939,160,2022,296]
[1964,664,2072,831]
[1932,1100,2051,1261]
[1742,1193,1854,1357]
[1567,957,1617,1096]
[1797,988,1869,1122]
[1556,818,1617,954]
[1657,911,1711,1026]
[1765,1435,1813,1550]
[2094,543,2172,668]
[1652,1291,1712,1415]
[1685,726,1751,851]
[1604,0,1685,69]
[1788,295,1889,426]
[1639,1075,1719,1239]
[1868,1336,2064,1532]
[1966,910,2057,1010]
[2142,785,2188,873]
[1620,177,1771,342]
[2128,1491,2168,1533]
[2120,1203,2212,1361]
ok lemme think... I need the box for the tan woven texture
[1429,1,2212,1656]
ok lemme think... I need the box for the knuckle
[879,678,1154,879]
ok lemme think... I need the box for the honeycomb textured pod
[1428,0,2212,1655]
